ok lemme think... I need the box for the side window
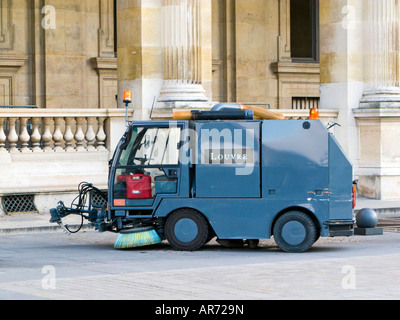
[135,127,181,166]
[117,127,181,167]
[117,127,141,167]
[156,127,181,165]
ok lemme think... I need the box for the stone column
[360,0,400,108]
[319,0,363,162]
[355,0,400,200]
[158,0,211,108]
[116,0,163,120]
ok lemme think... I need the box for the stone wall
[7,0,400,201]
[0,0,117,109]
[212,0,320,109]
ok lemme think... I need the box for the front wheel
[165,209,209,251]
[273,211,317,253]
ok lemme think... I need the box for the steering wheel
[134,156,153,165]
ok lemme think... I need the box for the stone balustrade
[0,108,130,154]
[0,107,339,155]
[0,108,130,204]
[281,109,339,123]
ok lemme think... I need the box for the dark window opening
[292,97,320,110]
[114,0,117,57]
[290,0,319,62]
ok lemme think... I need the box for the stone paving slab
[0,229,399,301]
[0,251,399,300]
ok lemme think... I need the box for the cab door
[194,121,261,198]
[111,124,183,209]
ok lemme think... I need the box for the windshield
[117,126,181,167]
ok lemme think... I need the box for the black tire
[273,211,317,253]
[165,209,209,251]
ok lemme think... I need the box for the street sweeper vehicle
[50,95,356,253]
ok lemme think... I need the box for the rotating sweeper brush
[50,182,162,249]
[49,91,165,250]
[114,227,162,249]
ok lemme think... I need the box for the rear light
[114,199,126,207]
[352,184,357,209]
[309,108,319,120]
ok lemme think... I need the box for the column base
[158,82,209,109]
[354,107,400,200]
[0,197,5,216]
[357,173,400,200]
[360,88,400,108]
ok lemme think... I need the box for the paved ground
[0,229,399,301]
[0,196,399,302]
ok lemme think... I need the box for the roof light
[123,91,132,104]
[309,108,319,120]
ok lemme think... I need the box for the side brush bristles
[114,227,162,249]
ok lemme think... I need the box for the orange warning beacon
[123,91,132,104]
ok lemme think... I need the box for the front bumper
[324,220,355,237]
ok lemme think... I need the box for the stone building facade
[0,0,399,215]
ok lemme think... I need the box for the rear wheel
[273,211,317,253]
[165,209,209,251]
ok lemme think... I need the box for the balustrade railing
[0,108,339,154]
[0,109,128,153]
[281,109,338,122]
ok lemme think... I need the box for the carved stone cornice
[90,57,117,71]
[0,54,28,69]
[271,61,320,76]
